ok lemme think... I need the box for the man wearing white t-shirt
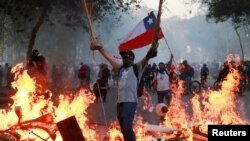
[153,62,171,107]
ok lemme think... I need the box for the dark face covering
[120,50,135,67]
[159,68,165,73]
[123,58,133,67]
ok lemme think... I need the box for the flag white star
[147,18,154,25]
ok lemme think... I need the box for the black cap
[119,50,135,59]
[182,60,188,65]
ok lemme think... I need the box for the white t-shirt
[117,62,143,103]
[155,71,170,91]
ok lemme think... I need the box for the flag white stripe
[118,21,146,44]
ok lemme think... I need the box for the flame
[0,62,150,141]
[0,54,247,141]
[161,54,246,140]
[164,80,193,141]
[107,122,123,141]
[0,63,98,140]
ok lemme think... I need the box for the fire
[161,54,246,140]
[108,122,123,141]
[164,80,193,141]
[0,54,247,141]
[0,63,99,140]
[0,62,152,141]
[196,68,245,129]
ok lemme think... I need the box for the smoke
[90,6,249,66]
[3,5,250,69]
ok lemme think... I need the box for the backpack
[201,67,209,76]
[93,80,107,97]
[118,64,144,97]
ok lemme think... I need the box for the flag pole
[80,0,98,69]
[80,0,98,47]
[80,0,108,128]
[163,36,179,67]
[152,0,164,48]
[163,36,173,54]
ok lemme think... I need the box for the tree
[0,0,141,59]
[200,0,250,60]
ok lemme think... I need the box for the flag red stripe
[118,28,164,51]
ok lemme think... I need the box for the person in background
[200,64,209,88]
[153,62,171,106]
[180,60,193,95]
[93,79,108,102]
[78,62,90,88]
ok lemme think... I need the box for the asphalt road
[86,77,250,126]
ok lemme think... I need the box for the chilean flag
[118,11,164,51]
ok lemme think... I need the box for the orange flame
[162,54,246,140]
[0,55,247,141]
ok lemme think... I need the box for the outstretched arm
[91,43,121,70]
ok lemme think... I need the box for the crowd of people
[2,49,249,102]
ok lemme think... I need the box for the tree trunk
[234,26,244,61]
[0,16,4,62]
[26,7,47,59]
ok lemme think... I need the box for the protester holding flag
[90,11,163,141]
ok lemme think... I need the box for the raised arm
[91,43,121,70]
[166,53,173,70]
[169,54,173,65]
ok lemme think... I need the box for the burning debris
[0,54,247,141]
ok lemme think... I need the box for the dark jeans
[117,102,137,141]
[157,90,171,106]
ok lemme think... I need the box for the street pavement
[87,77,250,126]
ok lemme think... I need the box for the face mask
[159,68,165,73]
[123,59,133,67]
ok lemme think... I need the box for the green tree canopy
[199,0,250,60]
[0,0,142,58]
[201,0,250,27]
[0,0,141,32]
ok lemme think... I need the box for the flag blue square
[143,11,157,30]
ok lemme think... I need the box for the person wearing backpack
[153,62,171,107]
[93,79,108,102]
[90,41,158,141]
[153,54,173,112]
